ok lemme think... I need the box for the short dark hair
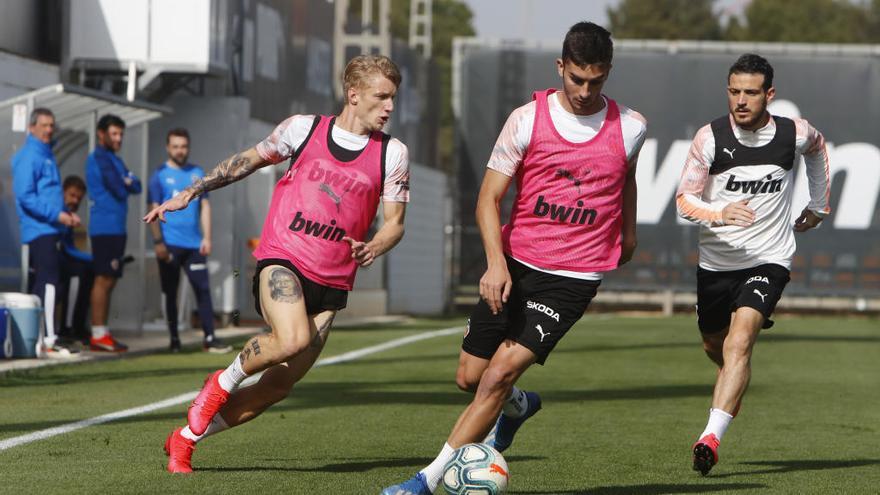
[562,22,613,67]
[166,128,190,144]
[29,107,54,126]
[729,54,774,91]
[97,114,126,132]
[63,175,86,192]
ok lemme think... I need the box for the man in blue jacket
[59,175,94,346]
[12,107,78,358]
[86,114,141,352]
[147,128,230,354]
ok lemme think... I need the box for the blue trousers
[158,246,215,340]
[26,234,61,344]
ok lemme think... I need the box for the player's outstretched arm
[343,201,406,267]
[144,147,269,223]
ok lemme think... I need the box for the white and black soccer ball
[441,443,509,495]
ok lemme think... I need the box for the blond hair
[342,55,402,94]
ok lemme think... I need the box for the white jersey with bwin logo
[676,114,831,271]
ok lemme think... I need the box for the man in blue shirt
[147,128,230,354]
[11,107,78,358]
[59,175,94,346]
[86,114,141,352]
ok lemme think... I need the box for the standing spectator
[86,114,140,352]
[147,128,231,353]
[11,107,78,357]
[58,175,94,346]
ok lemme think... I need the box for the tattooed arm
[143,147,269,223]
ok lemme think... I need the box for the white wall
[67,0,223,71]
[387,163,449,315]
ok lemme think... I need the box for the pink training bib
[253,115,384,290]
[501,89,628,272]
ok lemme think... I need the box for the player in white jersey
[676,53,830,475]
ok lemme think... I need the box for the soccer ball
[441,443,509,495]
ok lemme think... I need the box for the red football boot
[187,370,229,436]
[692,433,720,476]
[165,427,195,474]
[89,334,128,352]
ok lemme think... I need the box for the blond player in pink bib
[383,22,647,495]
[144,55,410,474]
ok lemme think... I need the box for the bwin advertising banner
[455,42,880,295]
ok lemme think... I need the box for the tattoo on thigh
[268,268,302,303]
[251,338,262,356]
[310,315,335,349]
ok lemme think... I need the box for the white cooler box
[0,293,43,358]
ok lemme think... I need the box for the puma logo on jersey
[526,300,560,322]
[319,183,342,211]
[722,147,736,159]
[753,289,768,302]
[725,174,783,194]
[746,276,769,285]
[555,168,589,193]
[535,324,550,342]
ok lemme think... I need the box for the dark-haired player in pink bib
[145,55,410,474]
[383,22,647,495]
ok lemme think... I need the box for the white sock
[420,442,456,493]
[43,283,57,346]
[217,357,248,393]
[502,386,528,418]
[180,415,229,443]
[92,325,109,339]
[700,408,734,441]
[66,276,79,328]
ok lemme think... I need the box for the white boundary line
[0,326,462,452]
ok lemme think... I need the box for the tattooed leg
[215,311,338,427]
[310,313,335,349]
[237,265,312,375]
[268,268,303,304]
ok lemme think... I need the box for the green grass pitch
[1,315,877,494]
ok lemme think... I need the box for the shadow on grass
[0,366,215,388]
[540,384,713,402]
[715,458,880,477]
[344,341,700,367]
[761,333,879,344]
[553,341,694,355]
[0,382,712,433]
[515,483,766,494]
[198,456,434,473]
[199,454,545,474]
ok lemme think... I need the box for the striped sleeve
[382,138,410,203]
[676,125,723,227]
[794,118,831,216]
[255,114,315,164]
[486,102,534,177]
